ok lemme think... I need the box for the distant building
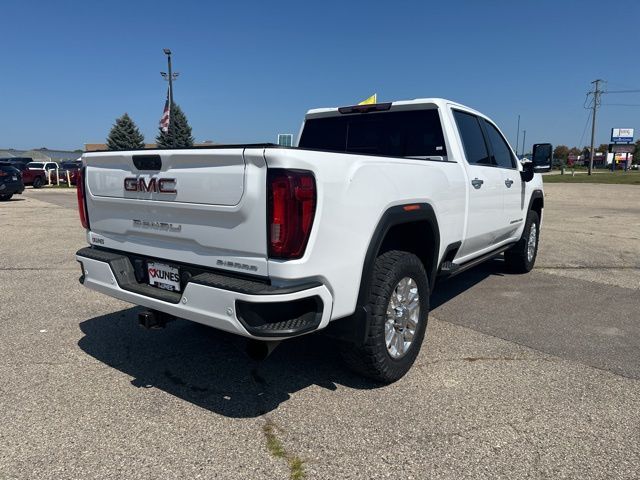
[0,147,82,163]
[277,134,293,147]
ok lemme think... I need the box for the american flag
[159,90,170,132]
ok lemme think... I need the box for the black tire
[504,210,540,273]
[341,250,430,383]
[32,177,43,189]
[0,194,13,201]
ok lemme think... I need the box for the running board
[437,244,514,279]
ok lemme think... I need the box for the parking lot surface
[1,184,639,479]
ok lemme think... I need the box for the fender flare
[357,204,440,305]
[323,203,440,345]
[527,189,544,216]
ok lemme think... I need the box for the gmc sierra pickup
[76,98,552,382]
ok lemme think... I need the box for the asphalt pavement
[1,185,639,479]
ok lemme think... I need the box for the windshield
[299,109,447,158]
[61,162,79,170]
[27,162,44,169]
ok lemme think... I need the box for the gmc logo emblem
[124,177,177,194]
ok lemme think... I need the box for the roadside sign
[609,144,635,154]
[277,134,293,147]
[611,128,634,143]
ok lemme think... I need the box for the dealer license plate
[147,262,181,292]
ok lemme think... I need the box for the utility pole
[515,115,521,156]
[522,130,527,157]
[161,49,179,113]
[588,79,603,175]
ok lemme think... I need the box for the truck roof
[306,98,482,118]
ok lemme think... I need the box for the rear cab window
[482,120,516,169]
[299,108,447,159]
[452,110,492,166]
[453,110,517,169]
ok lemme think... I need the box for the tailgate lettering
[124,177,177,194]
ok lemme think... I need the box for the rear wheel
[341,250,430,383]
[504,210,540,273]
[0,194,13,201]
[32,177,43,189]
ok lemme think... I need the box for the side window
[483,120,516,169]
[453,110,491,166]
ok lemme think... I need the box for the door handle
[504,178,514,188]
[471,178,484,189]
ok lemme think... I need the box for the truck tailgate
[83,148,269,276]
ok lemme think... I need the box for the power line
[604,89,640,94]
[602,103,640,107]
[577,111,591,148]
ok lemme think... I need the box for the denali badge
[133,219,182,232]
[124,177,177,194]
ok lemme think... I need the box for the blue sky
[2,0,639,151]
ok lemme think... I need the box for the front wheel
[504,210,540,273]
[341,250,430,383]
[32,177,43,189]
[0,194,13,201]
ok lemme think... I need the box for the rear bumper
[76,247,333,340]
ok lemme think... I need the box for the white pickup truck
[76,98,552,382]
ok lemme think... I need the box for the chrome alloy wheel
[527,223,537,263]
[385,277,420,359]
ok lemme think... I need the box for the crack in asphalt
[536,266,640,270]
[0,267,78,271]
[262,418,306,480]
[429,317,640,383]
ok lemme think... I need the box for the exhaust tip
[246,340,281,361]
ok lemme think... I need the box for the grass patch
[289,457,305,480]
[543,171,640,185]
[263,419,306,479]
[263,420,287,459]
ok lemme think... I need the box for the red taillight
[76,167,89,229]
[268,169,316,259]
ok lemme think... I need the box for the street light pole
[515,115,520,157]
[163,48,174,111]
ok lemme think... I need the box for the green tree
[568,147,581,156]
[156,104,194,148]
[553,145,569,160]
[106,113,145,151]
[596,143,609,154]
[634,139,640,164]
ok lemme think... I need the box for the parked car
[0,165,25,200]
[51,160,81,185]
[0,161,47,188]
[76,97,552,383]
[27,161,58,173]
[0,157,34,169]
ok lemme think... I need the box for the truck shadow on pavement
[78,309,382,418]
[431,258,505,310]
[77,258,504,418]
